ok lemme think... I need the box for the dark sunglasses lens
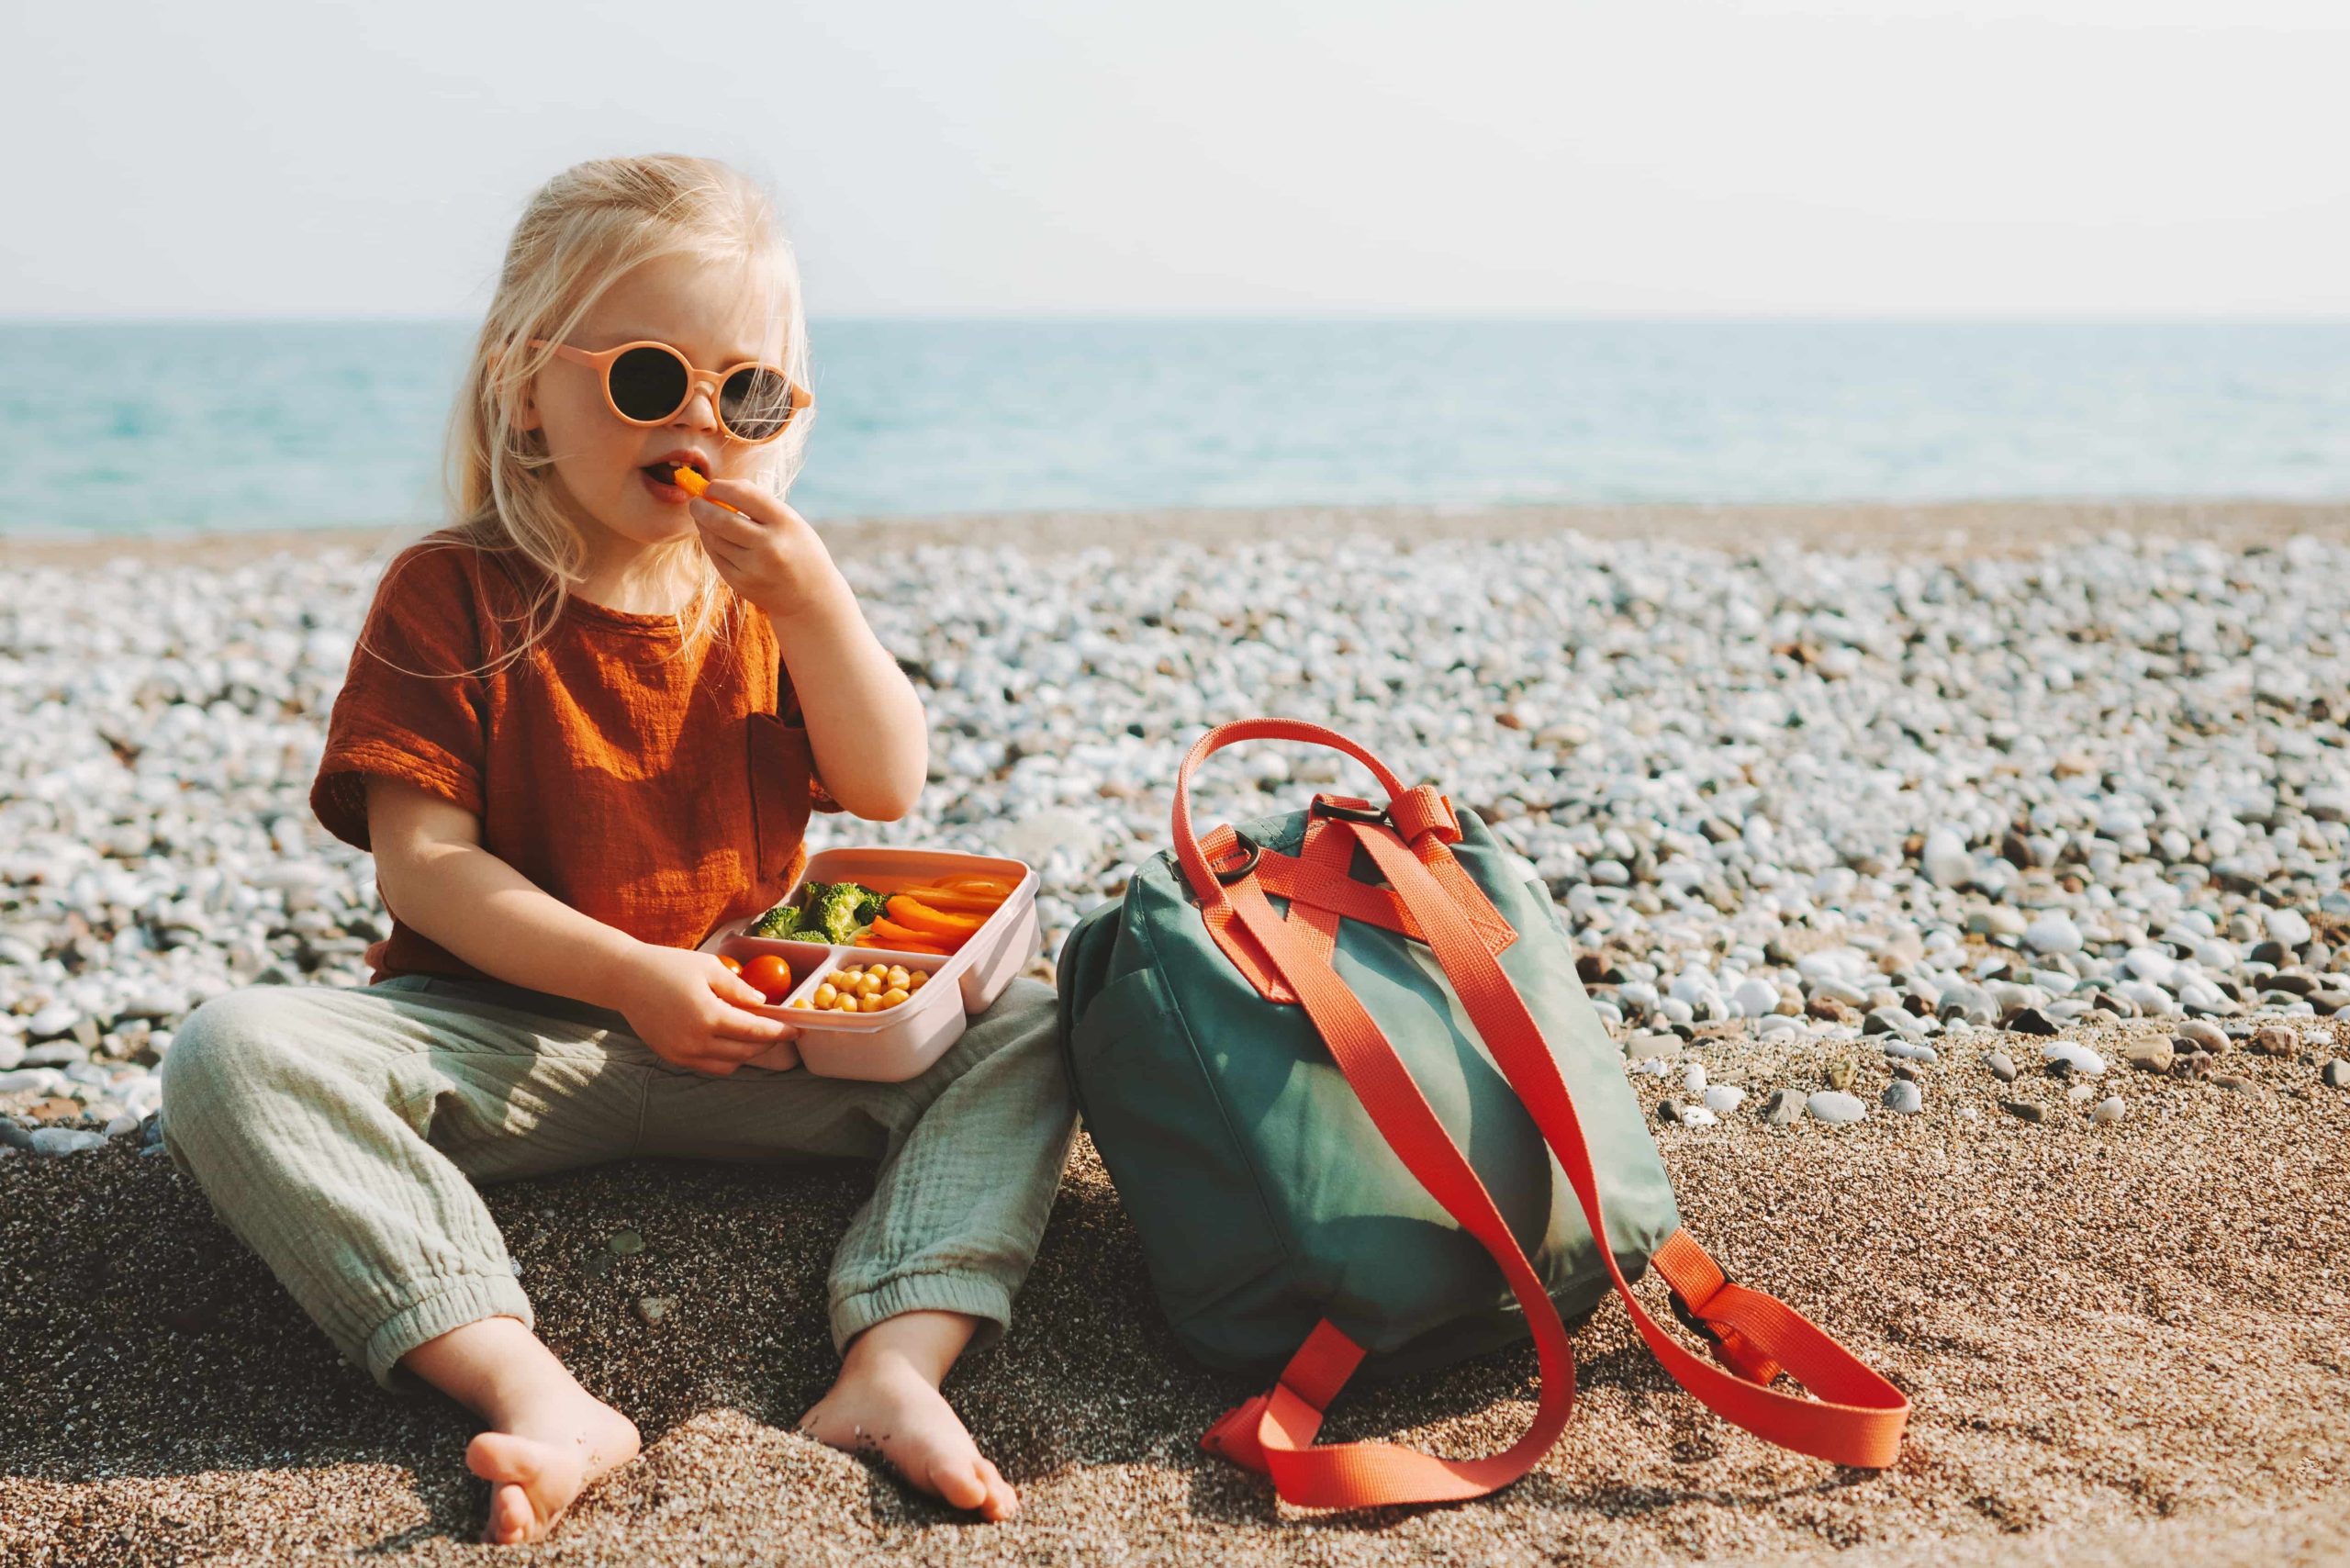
[608,346,689,421]
[721,366,796,440]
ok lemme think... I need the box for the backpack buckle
[1210,828,1263,885]
[1668,1276,1785,1386]
[1668,1283,1724,1346]
[1308,793,1390,826]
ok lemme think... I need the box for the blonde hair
[420,153,814,677]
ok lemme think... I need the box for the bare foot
[800,1346,1017,1520]
[465,1389,642,1544]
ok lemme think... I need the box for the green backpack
[1056,719,1908,1508]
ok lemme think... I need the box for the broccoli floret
[809,882,870,945]
[849,883,889,927]
[751,902,806,939]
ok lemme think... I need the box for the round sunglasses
[526,337,813,443]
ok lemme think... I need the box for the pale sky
[6,0,2348,319]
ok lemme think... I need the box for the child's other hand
[688,481,843,623]
[612,943,791,1075]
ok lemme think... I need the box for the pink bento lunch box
[698,846,1040,1081]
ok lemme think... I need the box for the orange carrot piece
[887,896,985,937]
[895,886,1005,915]
[856,932,949,954]
[869,915,964,950]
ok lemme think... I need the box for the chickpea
[861,973,886,996]
[860,992,887,1012]
[788,998,811,1009]
[834,993,861,1014]
[907,970,929,990]
[867,963,889,980]
[813,983,838,1008]
[881,987,911,1007]
[885,966,910,990]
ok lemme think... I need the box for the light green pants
[156,971,1076,1392]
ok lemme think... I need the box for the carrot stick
[887,896,985,938]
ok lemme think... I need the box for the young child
[157,154,1077,1543]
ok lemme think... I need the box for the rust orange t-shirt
[310,530,842,985]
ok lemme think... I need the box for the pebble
[2122,1042,2175,1074]
[1806,1091,1866,1125]
[608,1230,646,1257]
[2041,1042,2108,1077]
[2024,914,2083,956]
[28,1127,106,1156]
[2002,1101,2047,1124]
[1825,1061,1856,1092]
[2211,1073,2259,1093]
[2092,1096,2127,1124]
[1986,1051,2019,1083]
[633,1295,677,1326]
[2177,1020,2231,1054]
[1701,1084,1745,1115]
[2322,1060,2348,1088]
[1622,1033,1680,1063]
[1882,1080,1923,1114]
[1761,1089,1798,1126]
[2249,1025,2299,1057]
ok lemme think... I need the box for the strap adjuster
[1668,1284,1724,1346]
[1211,828,1263,885]
[1668,1274,1785,1387]
[1308,793,1391,825]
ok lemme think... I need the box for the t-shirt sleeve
[310,543,491,851]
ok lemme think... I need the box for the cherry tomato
[741,953,794,1002]
[717,954,744,975]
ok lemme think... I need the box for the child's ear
[487,346,543,432]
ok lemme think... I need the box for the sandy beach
[4,499,2348,1563]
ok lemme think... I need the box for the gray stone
[28,1127,106,1156]
[2001,1100,2047,1123]
[608,1230,646,1257]
[633,1295,677,1326]
[1762,1089,1799,1126]
[2250,1025,2299,1057]
[1986,1050,2019,1083]
[2177,1020,2230,1054]
[2322,1060,2348,1089]
[1622,1033,1681,1063]
[1882,1080,1923,1114]
[1806,1091,1866,1125]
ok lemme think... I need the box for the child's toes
[976,1457,1019,1520]
[485,1482,539,1544]
[920,1450,993,1513]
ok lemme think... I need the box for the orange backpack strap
[1192,790,1910,1507]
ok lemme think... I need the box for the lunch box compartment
[703,847,1038,1082]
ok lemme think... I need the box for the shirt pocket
[746,709,815,888]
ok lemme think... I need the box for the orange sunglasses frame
[525,337,812,443]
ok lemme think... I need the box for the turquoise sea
[3,319,2347,535]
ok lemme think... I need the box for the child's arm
[365,778,791,1074]
[688,480,927,820]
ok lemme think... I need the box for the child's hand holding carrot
[685,478,841,622]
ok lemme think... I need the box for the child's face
[520,252,788,554]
